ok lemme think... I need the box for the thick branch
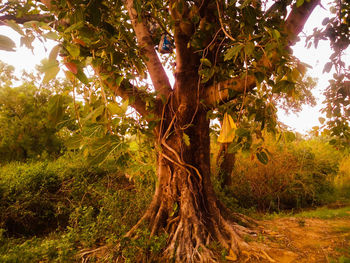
[204,0,320,106]
[0,14,54,24]
[170,0,197,73]
[125,0,172,99]
[204,75,256,105]
[285,0,320,44]
[95,67,154,119]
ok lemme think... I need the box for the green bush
[0,83,74,162]
[0,152,157,262]
[0,161,61,236]
[335,154,350,199]
[222,137,342,212]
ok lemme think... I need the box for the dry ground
[238,213,350,263]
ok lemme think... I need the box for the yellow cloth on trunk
[217,113,237,143]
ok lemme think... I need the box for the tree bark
[127,99,257,262]
[216,143,235,189]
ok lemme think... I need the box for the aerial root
[231,212,259,228]
[150,202,167,236]
[78,245,108,263]
[124,211,150,238]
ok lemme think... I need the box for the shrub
[223,137,341,212]
[0,83,74,162]
[0,161,61,236]
[0,152,156,262]
[336,154,350,199]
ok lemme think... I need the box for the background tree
[307,0,350,148]
[0,61,76,162]
[0,0,326,261]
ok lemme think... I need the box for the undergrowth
[0,136,349,262]
[217,137,348,213]
[0,152,159,263]
[294,206,350,219]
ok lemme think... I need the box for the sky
[278,1,333,134]
[0,1,337,134]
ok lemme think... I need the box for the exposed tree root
[78,245,108,263]
[125,180,275,263]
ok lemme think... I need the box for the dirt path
[244,216,350,263]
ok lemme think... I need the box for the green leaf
[75,69,89,84]
[120,99,129,114]
[84,105,105,123]
[66,44,80,58]
[244,42,255,56]
[224,44,243,61]
[272,29,280,40]
[183,133,190,146]
[228,142,240,154]
[0,35,16,51]
[107,103,124,116]
[5,20,24,35]
[200,67,215,83]
[200,58,212,67]
[296,0,304,7]
[44,31,59,40]
[129,141,139,151]
[48,94,64,125]
[235,128,250,138]
[329,139,337,145]
[256,151,268,165]
[39,59,60,83]
[49,45,61,60]
[64,21,84,33]
[115,76,124,86]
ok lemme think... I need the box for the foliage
[308,0,350,146]
[219,135,342,212]
[0,62,77,162]
[0,151,158,262]
[0,0,319,155]
[294,206,350,219]
[335,154,350,199]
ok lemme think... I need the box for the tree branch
[204,0,320,106]
[0,14,54,25]
[204,75,256,105]
[95,67,154,120]
[285,0,320,44]
[125,0,172,99]
[170,0,197,73]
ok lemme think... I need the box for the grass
[252,205,350,220]
[329,256,350,263]
[294,206,350,219]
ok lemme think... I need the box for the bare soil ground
[240,216,350,263]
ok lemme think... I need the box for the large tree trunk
[128,102,257,262]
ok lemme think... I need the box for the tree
[0,61,75,162]
[307,0,350,148]
[0,0,324,261]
